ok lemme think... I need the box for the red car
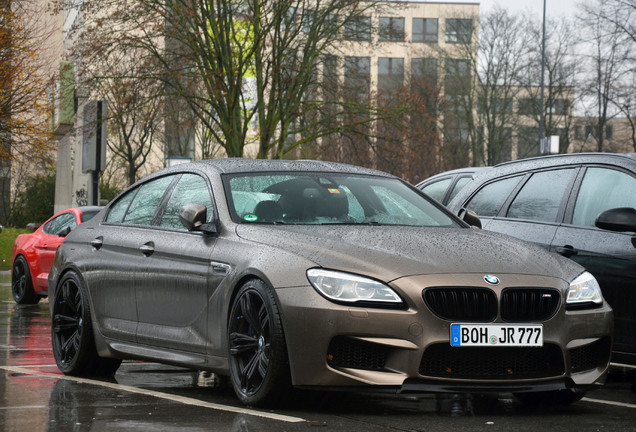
[11,207,102,304]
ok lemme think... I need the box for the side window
[447,176,472,203]
[123,176,175,226]
[160,174,213,230]
[572,167,636,227]
[43,213,77,236]
[420,177,452,202]
[466,176,522,217]
[106,190,136,223]
[507,169,576,222]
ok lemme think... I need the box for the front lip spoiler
[399,377,597,394]
[297,378,600,395]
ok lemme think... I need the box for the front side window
[420,178,452,203]
[466,176,523,217]
[572,168,636,227]
[160,174,213,230]
[43,213,77,236]
[225,172,458,227]
[507,169,576,222]
[106,176,174,226]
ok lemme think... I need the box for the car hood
[234,225,581,283]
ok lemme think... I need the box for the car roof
[447,152,636,211]
[143,158,396,182]
[494,152,636,171]
[417,166,489,186]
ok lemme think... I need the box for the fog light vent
[327,336,388,371]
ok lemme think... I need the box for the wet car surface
[45,159,613,407]
[0,272,635,431]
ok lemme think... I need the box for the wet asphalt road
[0,270,635,431]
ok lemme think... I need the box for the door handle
[139,242,155,256]
[555,245,578,258]
[90,237,103,250]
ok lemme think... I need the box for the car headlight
[306,268,403,306]
[567,271,603,307]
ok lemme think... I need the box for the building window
[548,99,568,115]
[411,58,438,85]
[344,56,370,100]
[344,16,371,41]
[445,18,472,44]
[412,18,438,42]
[378,57,404,94]
[302,9,314,34]
[606,124,614,139]
[574,125,583,140]
[518,98,538,116]
[444,58,471,95]
[322,55,340,96]
[379,17,405,42]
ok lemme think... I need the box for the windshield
[224,172,458,227]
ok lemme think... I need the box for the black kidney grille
[501,288,561,322]
[423,287,497,322]
[569,337,612,373]
[327,336,388,371]
[419,343,565,379]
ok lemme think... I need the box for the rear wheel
[51,271,121,376]
[228,279,291,406]
[514,389,586,406]
[12,256,40,305]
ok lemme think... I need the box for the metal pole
[539,0,547,144]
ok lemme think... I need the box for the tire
[12,256,40,305]
[514,389,586,406]
[228,279,291,407]
[51,271,121,376]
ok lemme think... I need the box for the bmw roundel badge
[484,275,500,285]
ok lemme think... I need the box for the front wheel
[12,256,40,305]
[51,271,121,376]
[228,279,291,406]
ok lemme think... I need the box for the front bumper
[275,273,613,393]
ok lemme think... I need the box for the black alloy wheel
[228,279,291,406]
[12,256,40,305]
[51,272,121,376]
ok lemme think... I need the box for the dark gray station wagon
[448,152,636,365]
[49,158,612,406]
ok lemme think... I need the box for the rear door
[88,175,176,343]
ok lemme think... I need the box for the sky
[442,0,582,18]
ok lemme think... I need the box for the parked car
[416,167,489,205]
[447,152,636,365]
[48,159,612,407]
[11,206,102,304]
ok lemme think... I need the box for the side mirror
[58,226,72,237]
[179,203,218,234]
[595,207,636,233]
[458,208,482,229]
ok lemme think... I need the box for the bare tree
[64,0,384,160]
[577,0,633,151]
[441,7,530,167]
[0,0,57,225]
[518,15,578,156]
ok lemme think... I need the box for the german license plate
[450,324,543,347]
